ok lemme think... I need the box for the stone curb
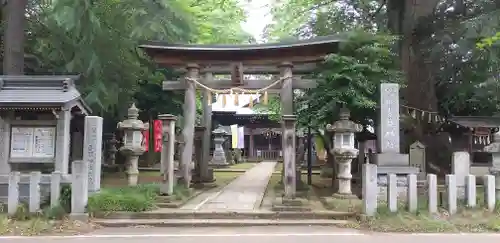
[138,168,251,173]
[272,171,321,175]
[94,210,356,220]
[93,219,350,228]
[212,169,248,173]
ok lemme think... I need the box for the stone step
[93,218,350,228]
[155,202,181,209]
[156,196,173,203]
[95,210,355,220]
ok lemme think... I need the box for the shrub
[87,183,159,213]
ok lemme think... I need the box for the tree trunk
[3,0,27,75]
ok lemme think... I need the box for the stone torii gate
[139,36,341,197]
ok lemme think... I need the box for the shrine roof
[448,116,500,128]
[0,76,92,114]
[139,35,343,66]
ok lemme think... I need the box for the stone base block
[331,193,359,200]
[192,168,215,184]
[377,166,420,176]
[69,213,89,221]
[377,175,412,201]
[377,186,408,201]
[374,153,409,167]
[210,163,230,168]
[271,197,311,212]
[191,181,218,189]
[323,196,361,209]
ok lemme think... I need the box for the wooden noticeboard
[10,126,56,158]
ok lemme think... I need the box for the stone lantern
[326,108,362,198]
[210,126,229,167]
[483,129,500,200]
[117,103,149,186]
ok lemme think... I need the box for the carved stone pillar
[159,114,176,195]
[282,115,297,198]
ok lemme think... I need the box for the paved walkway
[181,161,277,211]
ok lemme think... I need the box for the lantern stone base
[271,197,311,212]
[210,151,229,167]
[125,155,141,186]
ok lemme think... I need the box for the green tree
[256,31,402,129]
[266,0,500,117]
[2,0,28,74]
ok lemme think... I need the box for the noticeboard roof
[0,76,92,114]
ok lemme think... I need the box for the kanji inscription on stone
[379,83,400,153]
[83,116,103,195]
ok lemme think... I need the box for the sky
[213,0,272,114]
[240,0,272,43]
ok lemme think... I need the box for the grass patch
[226,163,256,170]
[274,163,283,173]
[213,171,242,185]
[88,183,160,213]
[348,208,500,233]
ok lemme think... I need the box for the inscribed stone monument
[452,151,470,199]
[409,141,426,180]
[375,83,418,179]
[83,116,103,194]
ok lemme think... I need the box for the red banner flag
[142,123,149,152]
[153,120,163,152]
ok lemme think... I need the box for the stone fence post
[71,160,89,219]
[51,171,62,207]
[362,164,377,216]
[7,171,20,215]
[29,171,41,213]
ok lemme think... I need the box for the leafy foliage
[257,32,401,128]
[15,0,252,125]
[26,0,195,115]
[299,32,402,127]
[478,32,500,48]
[265,0,500,126]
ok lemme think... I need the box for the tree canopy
[3,0,252,126]
[262,0,500,128]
